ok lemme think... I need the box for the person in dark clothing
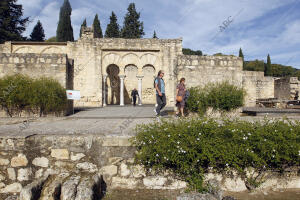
[154,70,166,116]
[131,88,139,106]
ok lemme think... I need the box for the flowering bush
[133,117,300,192]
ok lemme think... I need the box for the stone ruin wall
[242,71,274,107]
[68,37,182,107]
[0,135,299,199]
[0,53,69,87]
[176,55,275,107]
[275,77,300,100]
[0,39,282,108]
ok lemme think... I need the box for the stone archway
[106,64,120,105]
[124,65,138,104]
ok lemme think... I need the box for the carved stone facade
[0,27,290,108]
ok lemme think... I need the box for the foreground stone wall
[0,135,299,199]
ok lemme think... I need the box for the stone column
[119,75,125,106]
[103,75,107,106]
[137,76,144,106]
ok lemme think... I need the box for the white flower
[248,133,251,136]
[156,154,159,157]
[177,141,180,144]
[272,155,275,158]
[246,149,249,151]
[264,139,267,141]
[164,128,168,131]
[243,136,248,140]
[197,138,200,141]
[197,160,199,162]
[199,133,202,135]
[168,135,170,137]
[226,163,229,167]
[273,149,276,152]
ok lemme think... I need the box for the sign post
[66,90,81,115]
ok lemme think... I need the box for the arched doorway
[124,65,138,104]
[106,64,120,105]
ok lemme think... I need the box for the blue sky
[19,0,300,68]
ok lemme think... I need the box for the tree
[56,0,74,42]
[239,48,244,69]
[265,54,272,76]
[93,14,103,38]
[79,19,87,38]
[182,48,202,56]
[105,12,120,38]
[239,48,244,59]
[244,60,264,72]
[121,3,145,38]
[0,0,29,43]
[45,36,56,42]
[153,31,158,38]
[29,20,45,41]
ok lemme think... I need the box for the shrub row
[186,82,245,115]
[0,74,67,117]
[133,118,300,192]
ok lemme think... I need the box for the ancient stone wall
[275,77,291,100]
[242,71,274,106]
[0,53,69,87]
[0,38,279,108]
[0,135,299,199]
[0,42,68,54]
[177,55,244,88]
[68,37,182,107]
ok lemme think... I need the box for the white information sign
[66,90,81,100]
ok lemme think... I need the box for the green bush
[30,77,67,116]
[0,75,33,116]
[186,82,245,115]
[133,118,300,192]
[0,75,67,116]
[206,82,245,111]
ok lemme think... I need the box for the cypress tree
[79,18,87,38]
[239,48,244,69]
[30,20,45,41]
[265,54,272,76]
[0,0,29,43]
[121,3,145,38]
[93,14,103,38]
[153,31,158,38]
[239,48,244,59]
[56,0,74,42]
[105,12,120,38]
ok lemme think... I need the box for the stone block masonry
[0,53,69,88]
[0,134,299,199]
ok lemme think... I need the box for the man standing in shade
[154,70,166,116]
[131,88,139,106]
